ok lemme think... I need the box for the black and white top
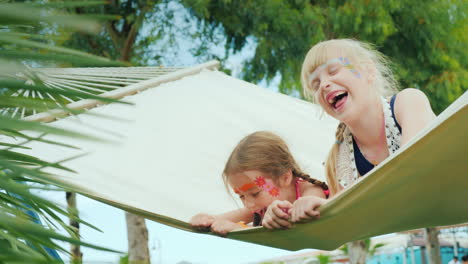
[336,95,402,188]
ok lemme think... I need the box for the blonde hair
[301,39,399,101]
[300,39,400,193]
[223,131,328,191]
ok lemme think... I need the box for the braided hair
[223,131,328,192]
[292,169,328,191]
[324,122,347,194]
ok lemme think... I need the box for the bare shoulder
[395,88,430,104]
[393,88,436,145]
[299,180,326,198]
[394,88,435,122]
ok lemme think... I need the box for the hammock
[9,61,468,251]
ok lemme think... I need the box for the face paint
[339,57,361,78]
[234,182,256,193]
[233,176,281,197]
[308,56,361,85]
[254,176,280,197]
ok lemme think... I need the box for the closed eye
[328,63,341,75]
[251,191,261,197]
[311,79,320,91]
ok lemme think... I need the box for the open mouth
[328,91,348,109]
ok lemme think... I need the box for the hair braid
[324,122,347,195]
[292,169,329,191]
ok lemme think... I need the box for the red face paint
[233,176,280,197]
[234,182,257,193]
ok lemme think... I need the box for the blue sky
[49,193,304,264]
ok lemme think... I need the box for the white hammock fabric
[15,64,337,224]
[7,65,185,118]
[6,62,467,251]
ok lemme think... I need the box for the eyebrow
[233,182,257,194]
[308,58,342,84]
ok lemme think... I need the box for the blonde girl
[301,39,436,198]
[190,131,329,235]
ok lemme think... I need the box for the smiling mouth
[328,91,348,109]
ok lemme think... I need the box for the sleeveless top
[336,95,402,188]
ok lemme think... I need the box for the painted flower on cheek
[268,188,280,197]
[254,177,266,187]
[254,176,280,197]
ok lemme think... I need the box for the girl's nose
[243,198,255,210]
[320,78,332,91]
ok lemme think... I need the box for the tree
[424,227,441,264]
[341,238,385,264]
[181,0,467,113]
[0,1,122,262]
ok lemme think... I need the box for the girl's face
[228,170,287,214]
[308,56,375,123]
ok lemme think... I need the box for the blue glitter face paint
[308,57,361,91]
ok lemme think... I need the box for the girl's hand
[290,196,327,223]
[210,219,242,236]
[262,200,293,229]
[189,213,216,231]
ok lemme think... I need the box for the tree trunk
[126,212,150,264]
[424,227,441,264]
[348,240,368,264]
[409,234,417,264]
[66,192,82,263]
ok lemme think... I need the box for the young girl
[189,131,329,235]
[299,39,436,205]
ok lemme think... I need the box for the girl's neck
[346,97,385,148]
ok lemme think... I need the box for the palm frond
[1,1,126,261]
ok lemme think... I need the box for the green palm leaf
[1,1,125,261]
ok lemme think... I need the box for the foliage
[317,253,331,264]
[0,1,122,262]
[340,238,385,259]
[181,0,467,113]
[63,0,165,64]
[119,254,129,264]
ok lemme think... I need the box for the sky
[47,192,303,264]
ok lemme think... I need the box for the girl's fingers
[291,207,298,222]
[263,216,290,229]
[262,211,291,229]
[304,208,320,218]
[211,221,237,236]
[272,205,290,219]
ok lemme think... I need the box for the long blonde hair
[300,39,399,193]
[223,131,328,191]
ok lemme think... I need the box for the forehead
[228,170,271,192]
[305,45,352,74]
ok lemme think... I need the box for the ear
[278,169,293,187]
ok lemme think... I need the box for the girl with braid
[190,131,329,235]
[299,39,436,206]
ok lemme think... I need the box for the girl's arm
[394,88,436,146]
[215,207,254,223]
[288,183,328,223]
[190,207,253,235]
